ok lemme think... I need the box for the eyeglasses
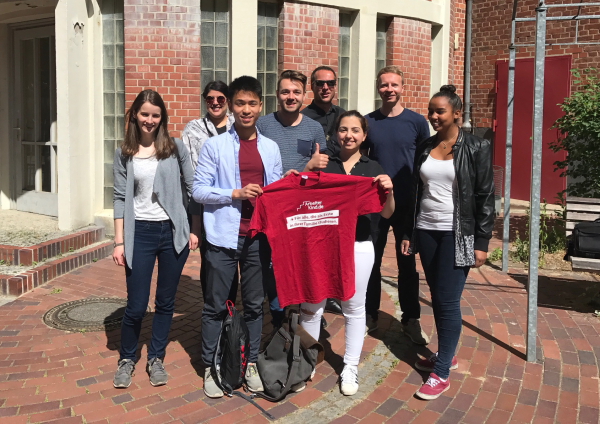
[314,80,337,88]
[205,95,226,104]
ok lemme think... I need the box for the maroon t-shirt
[239,138,265,235]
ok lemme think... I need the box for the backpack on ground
[573,219,600,259]
[254,312,324,402]
[212,300,249,393]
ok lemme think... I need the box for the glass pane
[201,70,214,91]
[104,163,114,186]
[265,96,277,115]
[215,47,227,70]
[266,50,277,72]
[116,68,125,92]
[266,3,278,18]
[340,78,349,98]
[215,0,228,21]
[41,145,51,192]
[21,39,35,142]
[265,72,277,96]
[257,5,265,25]
[116,116,125,140]
[104,68,115,92]
[340,57,349,78]
[116,92,125,116]
[103,45,115,68]
[266,26,277,49]
[40,37,51,143]
[115,21,124,43]
[104,93,115,115]
[257,26,265,49]
[201,22,215,45]
[104,116,115,139]
[215,71,228,84]
[104,187,114,209]
[215,22,228,46]
[201,0,215,20]
[105,140,116,162]
[340,36,350,57]
[201,46,214,69]
[340,99,348,110]
[22,144,36,191]
[377,39,386,58]
[257,49,265,72]
[103,18,115,44]
[115,45,124,67]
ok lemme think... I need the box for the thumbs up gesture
[305,143,329,171]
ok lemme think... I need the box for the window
[257,2,279,115]
[102,0,125,209]
[201,0,229,115]
[338,13,352,111]
[374,17,387,110]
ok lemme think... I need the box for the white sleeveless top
[416,155,455,231]
[133,156,169,221]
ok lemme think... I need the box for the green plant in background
[550,68,600,198]
[510,198,566,266]
[488,248,502,262]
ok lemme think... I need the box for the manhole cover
[43,297,143,332]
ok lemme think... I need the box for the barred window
[102,0,125,209]
[374,17,387,111]
[338,13,352,111]
[257,2,279,115]
[201,0,230,115]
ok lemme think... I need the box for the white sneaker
[340,364,359,396]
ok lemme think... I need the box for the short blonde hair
[376,66,405,85]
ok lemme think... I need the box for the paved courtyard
[0,232,599,423]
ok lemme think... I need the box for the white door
[13,25,58,216]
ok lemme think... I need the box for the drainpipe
[462,0,473,132]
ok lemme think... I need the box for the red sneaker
[415,353,458,373]
[415,373,450,400]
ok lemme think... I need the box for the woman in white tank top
[401,85,495,401]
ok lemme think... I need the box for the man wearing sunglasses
[301,66,346,157]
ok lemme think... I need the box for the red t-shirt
[239,138,264,236]
[249,172,387,307]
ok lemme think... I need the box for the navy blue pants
[416,229,469,379]
[120,220,189,361]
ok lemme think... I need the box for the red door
[494,56,570,202]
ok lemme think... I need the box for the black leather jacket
[404,130,495,252]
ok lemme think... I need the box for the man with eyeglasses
[301,66,346,157]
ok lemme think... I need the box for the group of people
[111,64,495,402]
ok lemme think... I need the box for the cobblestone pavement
[1,233,599,423]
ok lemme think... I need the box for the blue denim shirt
[192,126,282,249]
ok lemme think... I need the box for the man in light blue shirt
[193,76,282,398]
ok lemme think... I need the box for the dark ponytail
[432,84,463,112]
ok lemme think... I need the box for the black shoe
[324,298,343,315]
[321,315,328,329]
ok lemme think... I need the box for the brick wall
[124,0,201,137]
[448,0,466,97]
[278,2,339,106]
[471,0,600,130]
[385,17,432,117]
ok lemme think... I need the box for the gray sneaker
[245,363,264,392]
[147,357,168,386]
[203,368,223,398]
[113,359,135,388]
[401,318,430,345]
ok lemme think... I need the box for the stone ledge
[0,241,112,297]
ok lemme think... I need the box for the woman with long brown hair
[112,89,201,388]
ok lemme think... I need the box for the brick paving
[0,231,599,423]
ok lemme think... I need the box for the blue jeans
[120,220,189,361]
[416,229,469,379]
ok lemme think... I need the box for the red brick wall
[449,0,466,97]
[385,17,432,117]
[471,0,600,130]
[124,0,201,137]
[278,2,339,107]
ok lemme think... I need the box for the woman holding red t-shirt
[298,110,395,396]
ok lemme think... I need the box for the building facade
[0,0,464,232]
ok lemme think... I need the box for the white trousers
[299,241,375,366]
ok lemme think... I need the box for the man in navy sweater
[365,66,430,344]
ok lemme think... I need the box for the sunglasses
[314,80,337,87]
[205,95,227,104]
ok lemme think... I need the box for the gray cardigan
[113,138,198,268]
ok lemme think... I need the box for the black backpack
[212,300,249,393]
[573,219,600,259]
